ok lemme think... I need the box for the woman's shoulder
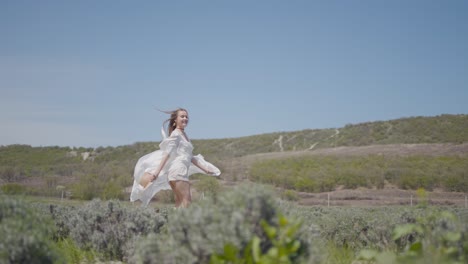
[169,129,182,137]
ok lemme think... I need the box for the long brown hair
[161,108,189,136]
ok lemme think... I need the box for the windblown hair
[160,108,189,136]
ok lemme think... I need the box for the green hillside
[195,114,468,157]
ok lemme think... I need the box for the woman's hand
[191,157,216,175]
[151,172,159,181]
[204,168,215,175]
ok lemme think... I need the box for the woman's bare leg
[169,181,179,207]
[174,189,181,207]
[178,181,191,208]
[169,181,181,207]
[169,180,191,208]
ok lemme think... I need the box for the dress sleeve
[159,130,181,156]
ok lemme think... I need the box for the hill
[1,114,467,201]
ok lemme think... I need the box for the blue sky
[1,0,467,147]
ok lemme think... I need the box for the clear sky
[1,0,467,148]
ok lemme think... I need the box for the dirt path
[295,187,467,207]
[243,142,468,161]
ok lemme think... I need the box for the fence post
[410,195,413,207]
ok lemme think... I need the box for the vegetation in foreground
[1,185,467,264]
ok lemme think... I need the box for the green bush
[283,205,411,251]
[337,172,367,189]
[101,180,126,200]
[210,215,304,264]
[357,210,468,263]
[71,173,125,200]
[70,174,99,200]
[444,174,468,192]
[0,196,64,264]
[44,199,166,261]
[0,183,27,195]
[293,177,316,192]
[154,189,176,204]
[249,155,468,192]
[194,176,222,200]
[55,237,97,264]
[4,187,467,263]
[280,203,468,260]
[281,189,299,201]
[130,185,315,264]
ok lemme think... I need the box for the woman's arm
[191,157,213,174]
[150,153,170,181]
[151,131,181,181]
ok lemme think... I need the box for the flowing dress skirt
[130,150,220,206]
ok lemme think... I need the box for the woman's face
[175,110,189,129]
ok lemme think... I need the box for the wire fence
[296,190,468,207]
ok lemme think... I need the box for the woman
[130,108,221,207]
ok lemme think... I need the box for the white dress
[130,128,221,206]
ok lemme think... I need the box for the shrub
[357,210,468,263]
[249,155,468,192]
[0,166,20,182]
[416,188,428,207]
[0,196,64,264]
[70,173,101,200]
[130,184,315,264]
[281,189,299,201]
[194,176,222,200]
[399,173,419,190]
[70,173,125,200]
[101,180,126,200]
[154,189,176,204]
[444,174,468,192]
[294,177,316,192]
[337,172,367,189]
[55,237,97,264]
[0,183,27,195]
[210,215,304,264]
[280,205,426,252]
[43,199,167,262]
